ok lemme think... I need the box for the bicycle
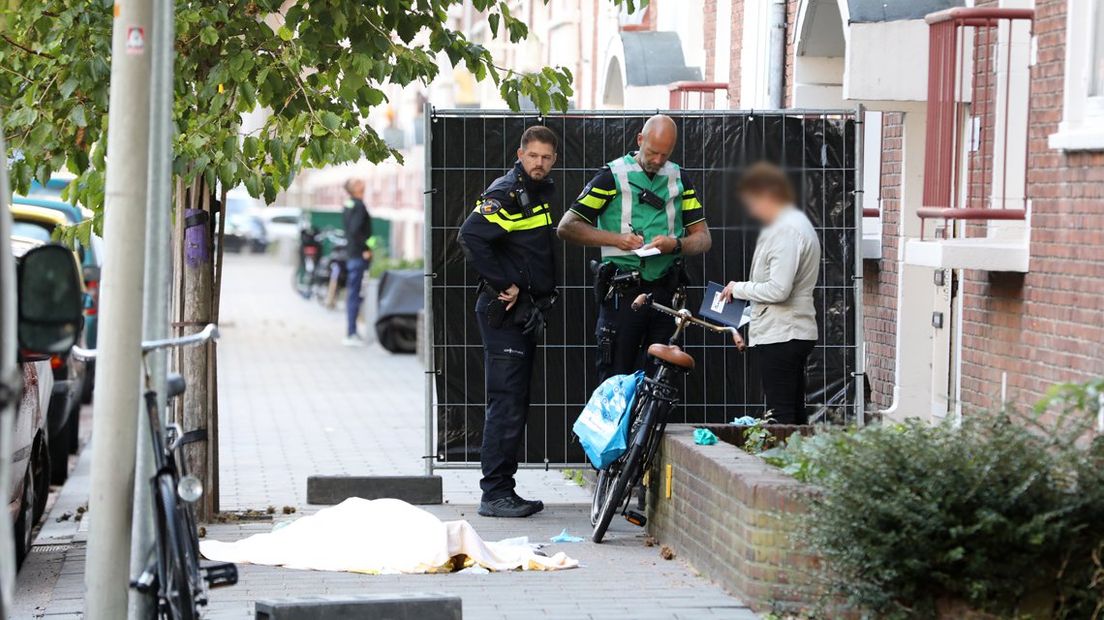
[590,293,742,544]
[72,324,237,619]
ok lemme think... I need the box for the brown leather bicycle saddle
[647,344,695,370]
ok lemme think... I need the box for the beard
[526,166,547,180]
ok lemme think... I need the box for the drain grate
[33,544,71,553]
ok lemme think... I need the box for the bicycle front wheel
[592,438,645,544]
[590,466,615,527]
[154,474,200,620]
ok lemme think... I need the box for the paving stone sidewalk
[14,253,757,619]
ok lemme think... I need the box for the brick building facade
[585,0,1100,418]
[956,0,1104,411]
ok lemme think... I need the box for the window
[1048,0,1104,150]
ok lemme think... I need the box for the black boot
[478,495,542,518]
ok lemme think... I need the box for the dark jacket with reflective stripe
[458,162,557,296]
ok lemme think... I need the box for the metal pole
[0,133,19,619]
[767,0,787,109]
[128,0,173,615]
[854,104,866,426]
[85,1,154,617]
[422,102,435,477]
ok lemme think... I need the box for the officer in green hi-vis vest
[557,115,712,382]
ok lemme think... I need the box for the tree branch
[1,34,54,59]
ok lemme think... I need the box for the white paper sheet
[632,246,662,257]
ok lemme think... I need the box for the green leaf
[319,111,341,133]
[199,26,218,45]
[242,136,259,159]
[68,104,88,127]
[276,26,294,42]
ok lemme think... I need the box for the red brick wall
[958,0,1104,412]
[863,114,904,409]
[703,0,718,81]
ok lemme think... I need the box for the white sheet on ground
[199,498,578,574]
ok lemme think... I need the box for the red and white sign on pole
[126,26,145,54]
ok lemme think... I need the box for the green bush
[767,381,1104,619]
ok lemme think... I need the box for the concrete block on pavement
[255,593,461,619]
[306,475,443,505]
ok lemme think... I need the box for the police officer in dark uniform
[558,115,712,382]
[458,126,560,518]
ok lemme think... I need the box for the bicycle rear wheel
[154,474,199,620]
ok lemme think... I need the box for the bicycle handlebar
[71,323,220,362]
[631,294,745,349]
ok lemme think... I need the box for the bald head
[636,114,678,174]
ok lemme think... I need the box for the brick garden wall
[646,426,824,615]
[957,0,1104,412]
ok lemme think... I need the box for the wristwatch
[673,238,683,255]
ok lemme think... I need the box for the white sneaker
[342,334,365,347]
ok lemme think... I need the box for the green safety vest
[596,154,688,282]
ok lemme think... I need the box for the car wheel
[49,426,70,485]
[80,365,94,404]
[14,467,35,568]
[67,405,80,455]
[32,436,50,523]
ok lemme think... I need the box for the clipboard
[699,281,746,329]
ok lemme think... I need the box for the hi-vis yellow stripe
[590,186,617,196]
[577,193,608,210]
[682,196,702,211]
[485,211,552,231]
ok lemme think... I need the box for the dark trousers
[474,293,537,501]
[755,339,816,425]
[595,280,678,383]
[345,257,368,337]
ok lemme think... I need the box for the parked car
[3,237,84,568]
[258,206,303,244]
[8,237,55,565]
[11,196,103,405]
[223,190,268,253]
[7,204,88,483]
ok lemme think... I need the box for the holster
[593,261,616,305]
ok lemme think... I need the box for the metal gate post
[422,102,435,476]
[854,104,867,426]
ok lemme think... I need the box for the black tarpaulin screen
[427,110,858,467]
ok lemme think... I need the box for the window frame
[1048,0,1104,150]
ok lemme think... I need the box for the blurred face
[636,129,676,174]
[741,191,785,225]
[347,179,365,199]
[517,140,557,181]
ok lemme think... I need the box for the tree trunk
[176,178,216,521]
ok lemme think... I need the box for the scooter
[293,227,323,299]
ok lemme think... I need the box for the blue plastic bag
[572,371,643,470]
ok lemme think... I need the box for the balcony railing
[668,81,728,111]
[919,7,1034,239]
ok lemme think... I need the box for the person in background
[342,178,373,346]
[721,162,821,425]
[458,126,560,518]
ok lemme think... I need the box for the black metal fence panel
[428,110,858,466]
